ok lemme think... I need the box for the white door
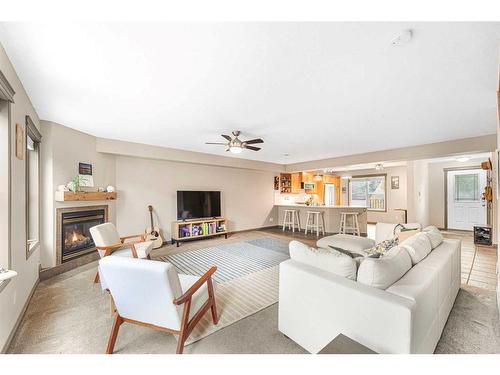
[447,169,487,230]
[324,183,337,206]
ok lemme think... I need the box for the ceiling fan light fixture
[229,145,243,154]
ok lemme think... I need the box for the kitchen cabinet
[301,172,318,194]
[280,173,292,193]
[291,173,302,193]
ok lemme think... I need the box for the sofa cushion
[356,246,412,289]
[400,232,432,265]
[397,229,420,243]
[328,245,364,258]
[316,234,375,254]
[422,226,444,249]
[289,240,357,280]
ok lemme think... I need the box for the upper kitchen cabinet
[291,173,302,193]
[280,173,292,193]
[301,172,318,194]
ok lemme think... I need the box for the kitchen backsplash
[274,190,311,205]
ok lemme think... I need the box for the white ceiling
[0,22,498,164]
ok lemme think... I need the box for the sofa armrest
[278,259,415,354]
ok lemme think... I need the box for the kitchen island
[275,204,368,235]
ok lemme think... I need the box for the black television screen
[177,191,221,220]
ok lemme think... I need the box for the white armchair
[99,256,219,354]
[89,222,154,283]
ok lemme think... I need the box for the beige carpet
[186,265,279,345]
[435,285,500,354]
[7,259,282,353]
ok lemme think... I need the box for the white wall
[338,166,408,224]
[114,156,277,239]
[40,121,116,268]
[0,44,41,352]
[408,160,430,227]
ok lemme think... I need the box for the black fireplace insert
[61,209,105,262]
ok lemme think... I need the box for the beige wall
[338,166,408,224]
[114,155,277,239]
[0,44,41,352]
[40,121,116,268]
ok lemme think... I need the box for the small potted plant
[67,175,86,192]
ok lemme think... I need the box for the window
[349,175,386,211]
[26,115,41,258]
[454,174,479,201]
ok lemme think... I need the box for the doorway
[446,168,487,231]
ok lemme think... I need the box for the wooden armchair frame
[94,233,150,283]
[106,266,219,354]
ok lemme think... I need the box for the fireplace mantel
[55,191,117,202]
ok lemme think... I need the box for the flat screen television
[177,191,221,220]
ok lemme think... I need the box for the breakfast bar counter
[275,204,368,235]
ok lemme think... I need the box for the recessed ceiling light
[392,29,413,46]
[455,156,471,162]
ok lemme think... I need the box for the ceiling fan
[205,131,264,154]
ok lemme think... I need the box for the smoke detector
[392,29,413,46]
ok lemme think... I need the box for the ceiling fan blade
[244,138,264,144]
[245,145,261,151]
[221,134,232,141]
[205,142,227,145]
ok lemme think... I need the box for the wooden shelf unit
[280,173,292,193]
[55,191,117,202]
[171,217,228,247]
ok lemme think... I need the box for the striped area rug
[159,239,289,283]
[158,237,290,346]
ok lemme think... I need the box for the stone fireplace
[56,205,108,264]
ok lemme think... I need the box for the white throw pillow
[400,232,432,265]
[289,240,357,280]
[356,246,412,289]
[422,226,444,249]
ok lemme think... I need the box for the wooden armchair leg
[176,299,191,354]
[207,278,219,325]
[106,314,123,354]
[94,271,100,284]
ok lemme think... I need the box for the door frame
[443,166,488,231]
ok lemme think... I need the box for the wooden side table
[318,334,377,354]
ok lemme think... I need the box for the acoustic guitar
[145,205,164,249]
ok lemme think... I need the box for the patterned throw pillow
[365,237,399,256]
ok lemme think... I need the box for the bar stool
[305,211,325,236]
[339,212,360,236]
[282,209,301,232]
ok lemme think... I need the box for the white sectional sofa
[278,226,461,354]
